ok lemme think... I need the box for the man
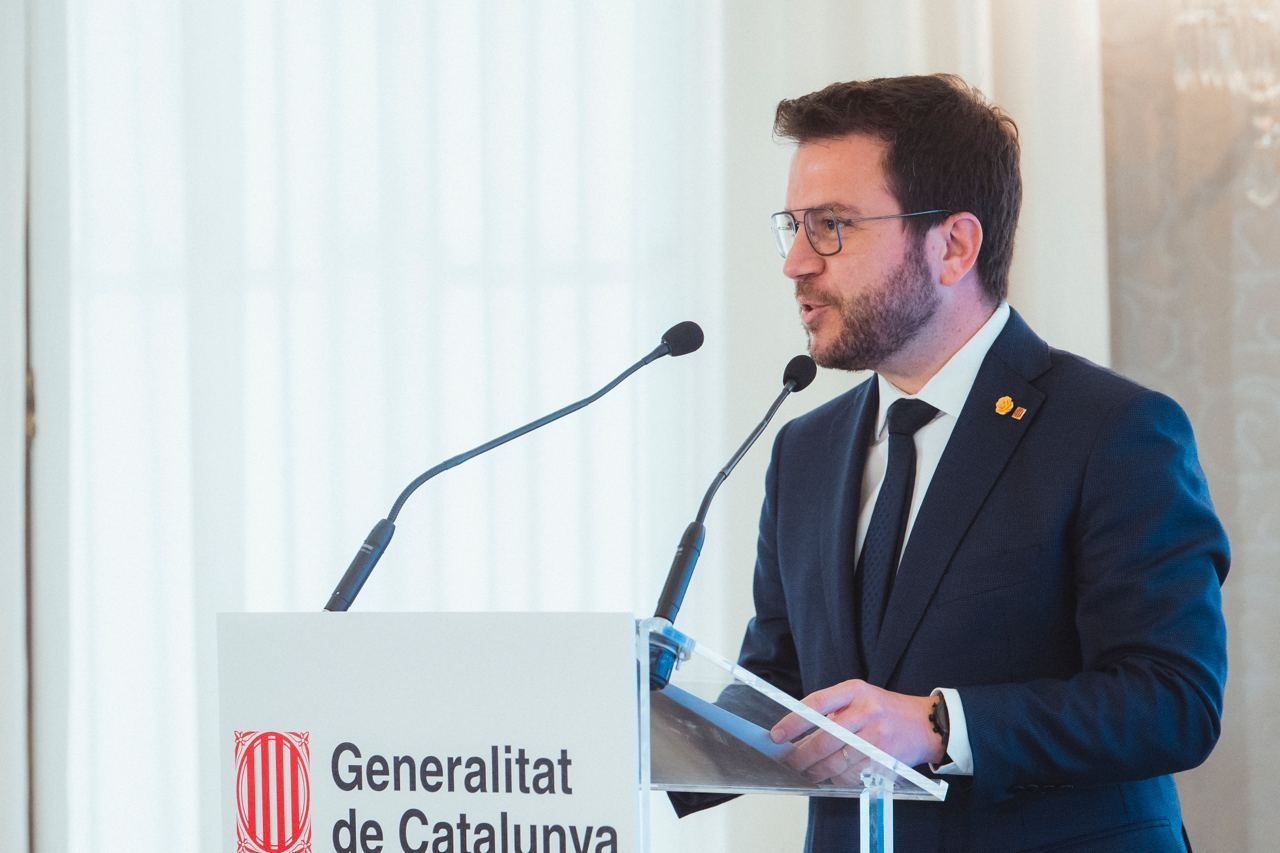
[707,76,1227,851]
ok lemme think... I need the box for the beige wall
[1101,2,1280,849]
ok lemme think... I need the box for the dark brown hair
[774,74,1021,303]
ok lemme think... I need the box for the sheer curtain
[1,0,29,851]
[34,1,724,850]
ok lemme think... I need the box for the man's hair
[774,74,1021,303]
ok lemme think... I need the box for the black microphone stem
[650,354,815,688]
[388,347,659,524]
[693,383,797,526]
[653,380,797,629]
[325,322,703,612]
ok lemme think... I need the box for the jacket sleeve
[959,389,1229,803]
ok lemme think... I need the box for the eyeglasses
[770,208,951,258]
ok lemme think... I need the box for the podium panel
[641,619,947,853]
[219,613,945,853]
[218,612,640,853]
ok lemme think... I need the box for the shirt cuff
[929,687,973,776]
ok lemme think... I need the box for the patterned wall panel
[1102,2,1280,849]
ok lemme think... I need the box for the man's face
[782,133,939,372]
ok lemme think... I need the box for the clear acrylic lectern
[638,618,947,853]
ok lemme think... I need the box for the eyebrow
[792,202,864,216]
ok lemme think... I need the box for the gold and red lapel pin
[995,396,1028,421]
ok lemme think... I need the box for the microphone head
[783,355,817,392]
[662,321,704,357]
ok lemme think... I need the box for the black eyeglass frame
[770,208,952,258]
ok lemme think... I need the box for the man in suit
[723,75,1228,851]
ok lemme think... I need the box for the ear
[936,212,982,286]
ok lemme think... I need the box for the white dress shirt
[854,300,1011,775]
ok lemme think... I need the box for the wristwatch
[929,693,951,762]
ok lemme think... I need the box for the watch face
[931,697,949,737]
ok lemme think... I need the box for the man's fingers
[779,727,842,774]
[828,754,876,789]
[800,743,849,782]
[770,680,866,743]
[769,712,813,744]
[793,741,876,787]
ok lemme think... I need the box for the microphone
[324,321,705,612]
[650,354,816,689]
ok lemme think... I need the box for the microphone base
[649,637,679,691]
[643,616,693,692]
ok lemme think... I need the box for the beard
[801,237,939,372]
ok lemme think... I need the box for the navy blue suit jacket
[736,311,1228,852]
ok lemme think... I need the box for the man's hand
[769,680,945,784]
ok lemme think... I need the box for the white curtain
[24,2,1111,851]
[1,0,30,851]
[34,1,725,850]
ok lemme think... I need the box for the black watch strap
[929,693,952,762]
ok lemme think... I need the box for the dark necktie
[857,397,939,662]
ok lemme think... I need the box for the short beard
[806,237,939,372]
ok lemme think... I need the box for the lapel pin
[995,395,1014,416]
[1012,406,1027,421]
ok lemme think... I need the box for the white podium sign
[218,612,639,853]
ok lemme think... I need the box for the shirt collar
[874,301,1011,438]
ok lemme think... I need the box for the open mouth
[798,298,830,327]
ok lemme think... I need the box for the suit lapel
[821,378,878,679]
[868,311,1051,685]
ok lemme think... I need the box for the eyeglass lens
[771,210,842,258]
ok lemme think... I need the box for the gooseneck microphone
[324,321,704,612]
[650,354,817,688]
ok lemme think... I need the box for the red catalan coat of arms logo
[234,731,312,853]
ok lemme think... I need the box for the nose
[781,227,824,281]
